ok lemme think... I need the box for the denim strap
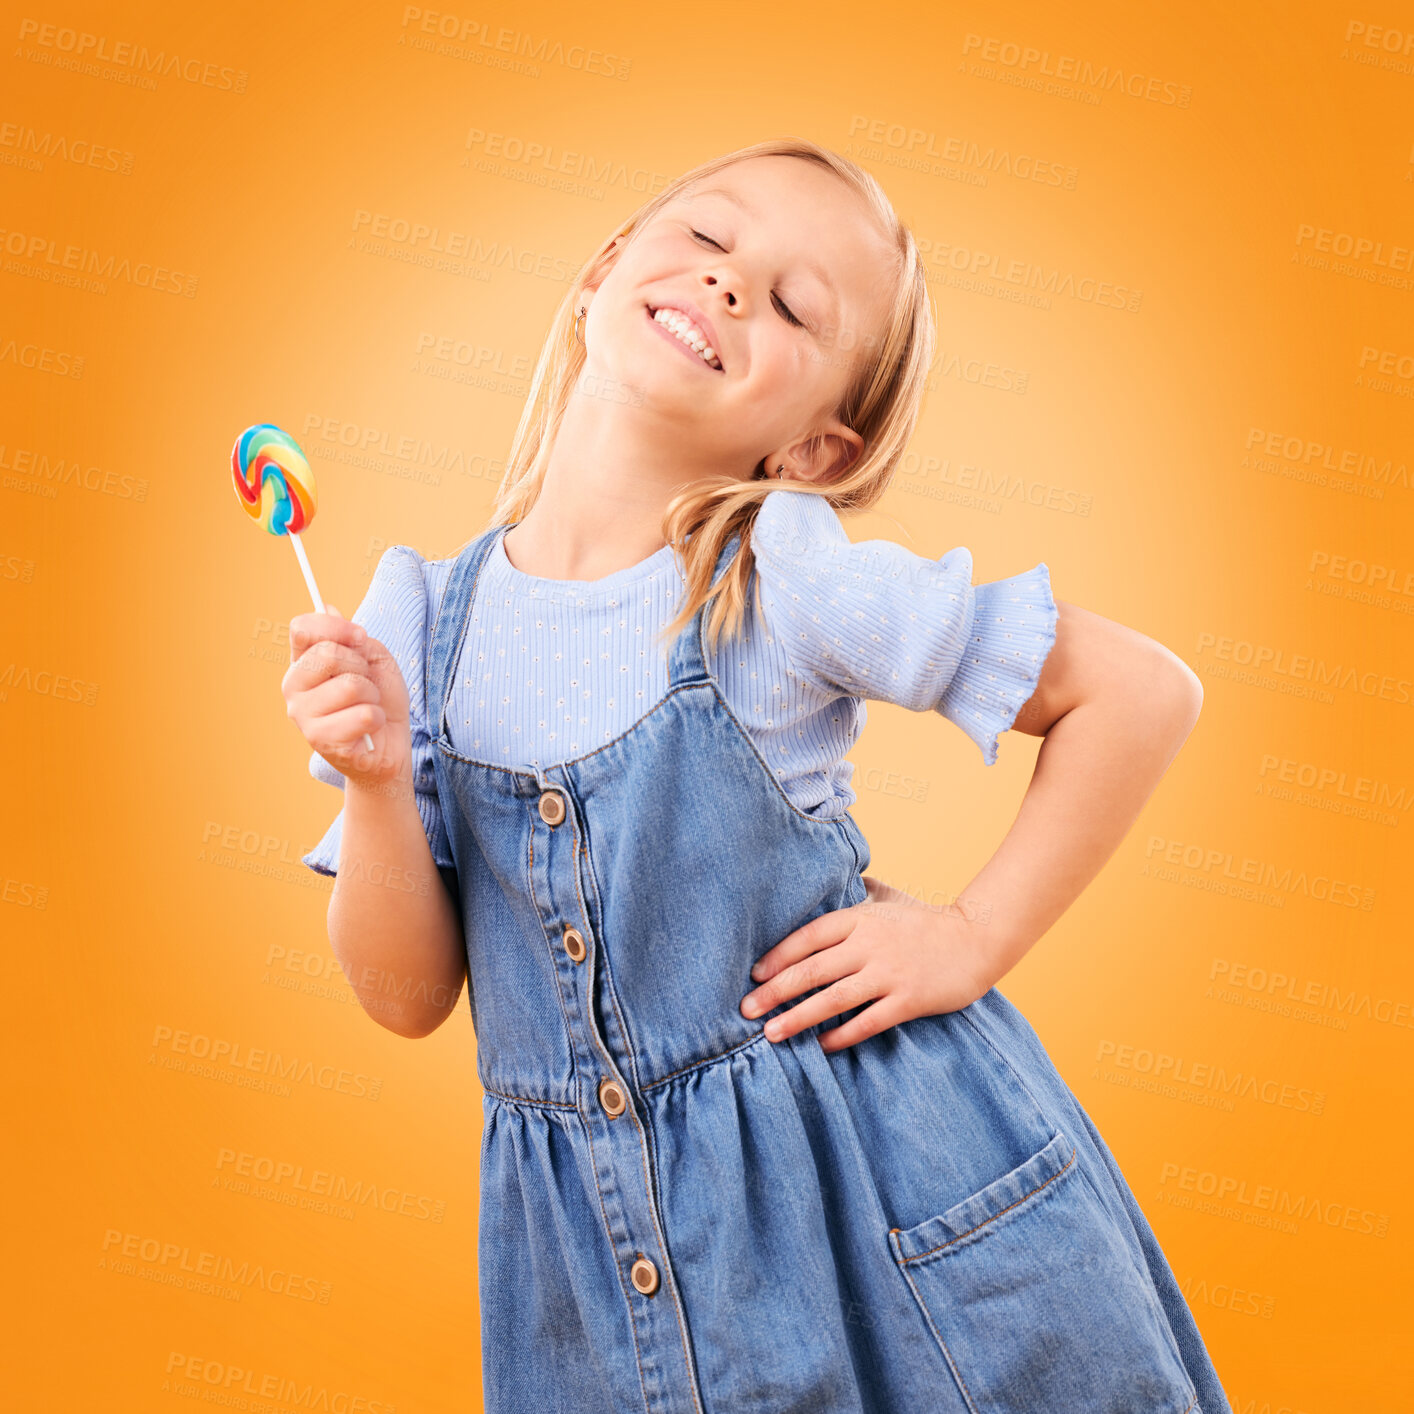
[426,521,744,740]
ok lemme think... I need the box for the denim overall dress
[425,521,1233,1414]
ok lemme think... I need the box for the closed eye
[690,229,806,330]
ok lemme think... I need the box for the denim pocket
[887,1131,1198,1414]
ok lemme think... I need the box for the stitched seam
[893,1245,982,1414]
[562,785,707,1414]
[640,1030,771,1093]
[541,785,706,1414]
[956,1002,1055,1132]
[618,1043,707,1414]
[480,1086,577,1111]
[437,679,698,772]
[706,676,868,834]
[576,921,707,1414]
[566,789,645,1103]
[435,530,496,742]
[687,591,866,831]
[525,805,588,1112]
[424,548,462,734]
[899,1146,1076,1263]
[429,529,856,837]
[581,1105,656,1413]
[435,590,860,838]
[437,542,710,774]
[569,861,657,1413]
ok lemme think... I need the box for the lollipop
[231,423,375,754]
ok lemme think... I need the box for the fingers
[757,971,884,1046]
[289,610,366,661]
[749,905,857,983]
[283,643,386,763]
[298,667,382,719]
[284,635,372,694]
[742,935,859,1020]
[817,997,905,1054]
[311,703,387,761]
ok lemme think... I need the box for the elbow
[1173,659,1204,727]
[1150,648,1203,741]
[367,999,455,1040]
[386,1016,443,1041]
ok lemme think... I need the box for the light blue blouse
[302,488,1057,875]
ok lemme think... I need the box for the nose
[702,273,739,310]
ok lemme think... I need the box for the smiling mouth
[646,304,724,372]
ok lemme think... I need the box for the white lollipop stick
[290,531,377,755]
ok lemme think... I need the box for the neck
[505,366,740,580]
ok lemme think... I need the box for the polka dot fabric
[302,491,1058,876]
[752,489,1058,768]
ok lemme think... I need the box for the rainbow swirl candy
[231,424,318,536]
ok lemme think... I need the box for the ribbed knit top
[302,489,1058,875]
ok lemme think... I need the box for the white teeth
[651,307,720,368]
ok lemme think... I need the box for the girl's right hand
[281,605,413,786]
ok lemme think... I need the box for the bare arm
[961,598,1204,988]
[738,597,1206,1050]
[284,609,467,1040]
[327,777,467,1040]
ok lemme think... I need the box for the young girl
[284,138,1230,1414]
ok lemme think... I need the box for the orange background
[6,2,1412,1409]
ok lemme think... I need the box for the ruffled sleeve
[751,488,1057,766]
[300,545,455,876]
[935,562,1057,765]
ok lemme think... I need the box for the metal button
[563,926,586,964]
[629,1255,660,1296]
[538,789,566,826]
[598,1077,627,1118]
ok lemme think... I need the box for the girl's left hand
[739,875,999,1053]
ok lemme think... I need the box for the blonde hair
[476,136,936,659]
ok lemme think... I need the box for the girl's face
[582,155,898,480]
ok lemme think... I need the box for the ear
[579,232,630,302]
[772,417,865,487]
